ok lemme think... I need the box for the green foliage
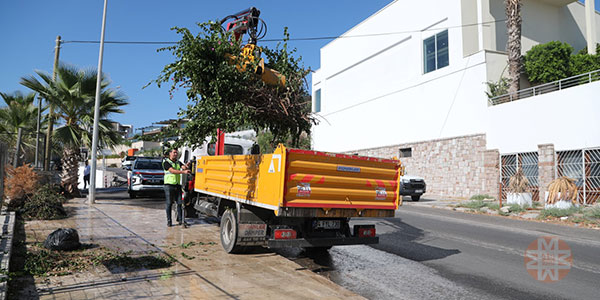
[469,194,495,201]
[570,53,600,75]
[577,43,600,55]
[524,41,573,84]
[20,64,128,150]
[484,77,510,98]
[583,206,600,219]
[152,22,316,149]
[487,203,500,211]
[458,200,487,209]
[539,206,582,218]
[21,184,67,220]
[256,129,311,153]
[508,203,526,213]
[24,245,173,277]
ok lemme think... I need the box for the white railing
[488,69,600,106]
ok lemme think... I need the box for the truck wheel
[129,191,136,199]
[411,195,420,201]
[220,209,243,254]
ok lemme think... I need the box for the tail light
[354,225,376,238]
[134,172,141,175]
[274,229,297,240]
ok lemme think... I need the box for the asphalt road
[91,189,600,299]
[282,204,600,300]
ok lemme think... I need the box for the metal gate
[500,152,539,202]
[556,148,600,205]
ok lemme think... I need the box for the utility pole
[89,0,108,204]
[44,35,61,170]
[34,95,42,168]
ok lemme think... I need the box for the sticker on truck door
[375,188,387,200]
[297,183,311,197]
[268,154,282,173]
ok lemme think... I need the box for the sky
[0,0,598,132]
[0,0,391,132]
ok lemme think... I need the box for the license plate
[415,189,423,193]
[238,223,267,237]
[315,220,341,230]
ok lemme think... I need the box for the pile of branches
[153,22,316,148]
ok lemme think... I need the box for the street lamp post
[89,0,108,204]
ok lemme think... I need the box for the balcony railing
[488,69,600,106]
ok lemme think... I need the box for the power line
[62,19,507,45]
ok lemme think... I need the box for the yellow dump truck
[191,144,402,253]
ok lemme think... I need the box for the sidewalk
[17,197,364,300]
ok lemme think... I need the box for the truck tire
[411,195,420,201]
[220,209,244,254]
[129,191,136,199]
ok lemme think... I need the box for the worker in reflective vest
[163,148,190,227]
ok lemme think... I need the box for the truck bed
[194,145,402,216]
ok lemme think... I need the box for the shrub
[584,207,600,219]
[484,77,510,98]
[4,164,39,209]
[547,177,578,205]
[509,204,527,213]
[470,194,495,201]
[458,200,487,209]
[21,184,67,220]
[524,41,573,84]
[570,53,600,75]
[508,169,529,193]
[539,206,581,218]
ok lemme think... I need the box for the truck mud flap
[267,236,378,248]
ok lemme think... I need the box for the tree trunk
[60,146,81,198]
[505,0,522,95]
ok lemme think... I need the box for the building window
[423,30,449,73]
[314,89,321,113]
[399,147,412,158]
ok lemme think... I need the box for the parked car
[121,155,136,169]
[127,157,164,198]
[399,175,426,201]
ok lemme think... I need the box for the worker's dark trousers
[164,184,182,225]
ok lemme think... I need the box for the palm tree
[0,91,45,166]
[505,0,522,95]
[21,64,128,197]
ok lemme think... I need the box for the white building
[311,0,600,200]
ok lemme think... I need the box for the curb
[0,210,15,300]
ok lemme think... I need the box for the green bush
[584,207,600,219]
[539,206,582,218]
[470,194,495,201]
[524,41,573,84]
[458,200,487,209]
[571,53,600,75]
[21,185,67,220]
[509,204,527,213]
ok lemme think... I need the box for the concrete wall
[312,0,600,155]
[486,81,600,153]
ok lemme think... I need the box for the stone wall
[348,134,491,199]
[483,149,500,199]
[537,144,556,201]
